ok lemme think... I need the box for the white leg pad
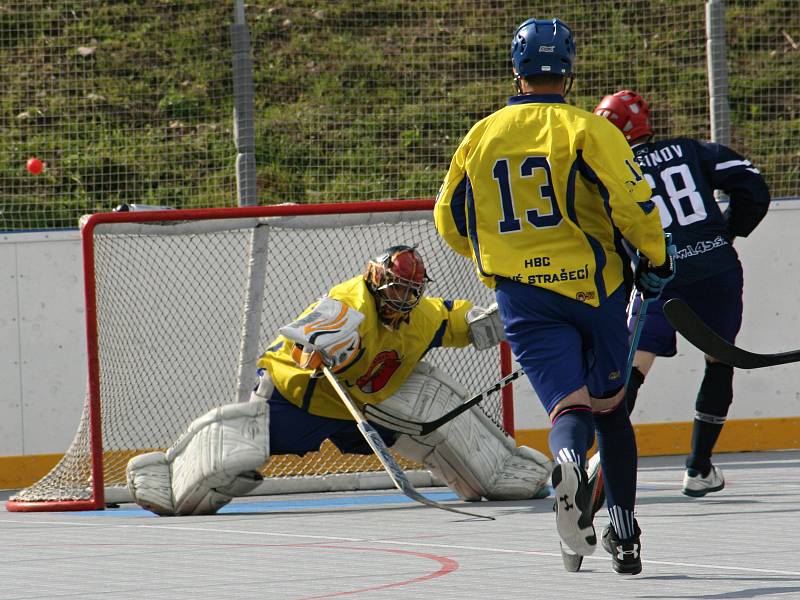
[384,362,552,501]
[127,398,269,516]
[125,451,175,516]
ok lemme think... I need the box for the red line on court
[298,545,459,599]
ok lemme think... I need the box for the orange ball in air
[26,157,44,175]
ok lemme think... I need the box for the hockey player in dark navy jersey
[595,89,771,497]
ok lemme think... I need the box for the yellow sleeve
[433,135,473,258]
[427,298,473,348]
[584,117,667,266]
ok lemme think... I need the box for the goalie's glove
[634,233,677,299]
[279,297,364,373]
[466,302,506,350]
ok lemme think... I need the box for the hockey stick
[363,367,525,436]
[625,294,652,385]
[624,231,676,384]
[664,297,800,368]
[320,365,493,520]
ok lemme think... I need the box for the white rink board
[514,198,800,429]
[0,231,86,456]
[2,201,799,455]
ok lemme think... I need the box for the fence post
[706,0,730,147]
[231,0,258,206]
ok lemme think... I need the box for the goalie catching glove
[467,302,506,350]
[279,297,364,372]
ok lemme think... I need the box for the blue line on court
[52,491,463,517]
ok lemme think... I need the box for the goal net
[7,200,513,511]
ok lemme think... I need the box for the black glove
[633,235,676,299]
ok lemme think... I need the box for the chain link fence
[1,1,797,231]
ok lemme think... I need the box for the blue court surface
[2,450,799,600]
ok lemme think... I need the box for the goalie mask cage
[7,200,514,512]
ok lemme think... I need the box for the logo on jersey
[357,350,401,393]
[575,291,596,303]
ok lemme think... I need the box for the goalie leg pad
[126,451,176,516]
[385,362,552,501]
[127,398,269,516]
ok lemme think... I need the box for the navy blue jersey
[630,138,770,286]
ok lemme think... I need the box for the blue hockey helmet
[511,18,576,79]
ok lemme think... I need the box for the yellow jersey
[434,94,666,306]
[258,276,472,420]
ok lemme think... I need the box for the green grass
[1,1,797,230]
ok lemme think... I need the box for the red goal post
[7,200,515,512]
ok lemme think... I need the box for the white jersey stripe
[716,159,757,172]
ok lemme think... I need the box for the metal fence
[1,1,797,231]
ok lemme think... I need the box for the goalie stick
[320,365,493,520]
[363,367,525,436]
[664,297,800,369]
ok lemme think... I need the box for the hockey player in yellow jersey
[435,18,675,575]
[263,250,471,420]
[126,245,552,518]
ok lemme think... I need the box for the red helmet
[365,245,429,328]
[594,90,653,142]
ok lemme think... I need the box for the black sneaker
[552,462,597,556]
[601,521,642,575]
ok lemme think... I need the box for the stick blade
[663,298,800,368]
[355,422,492,521]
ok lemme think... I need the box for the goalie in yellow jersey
[126,245,552,517]
[434,18,676,574]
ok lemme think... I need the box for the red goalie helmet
[365,245,429,329]
[594,90,653,142]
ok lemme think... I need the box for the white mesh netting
[10,203,510,506]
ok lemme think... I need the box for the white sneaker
[682,465,725,497]
[552,462,597,556]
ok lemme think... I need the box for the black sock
[687,420,723,475]
[594,402,637,512]
[687,362,733,475]
[548,407,595,468]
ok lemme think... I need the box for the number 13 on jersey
[493,157,564,233]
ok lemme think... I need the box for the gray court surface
[1,450,799,600]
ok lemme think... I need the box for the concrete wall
[2,201,799,457]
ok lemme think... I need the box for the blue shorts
[629,264,743,357]
[495,278,629,415]
[267,390,398,456]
